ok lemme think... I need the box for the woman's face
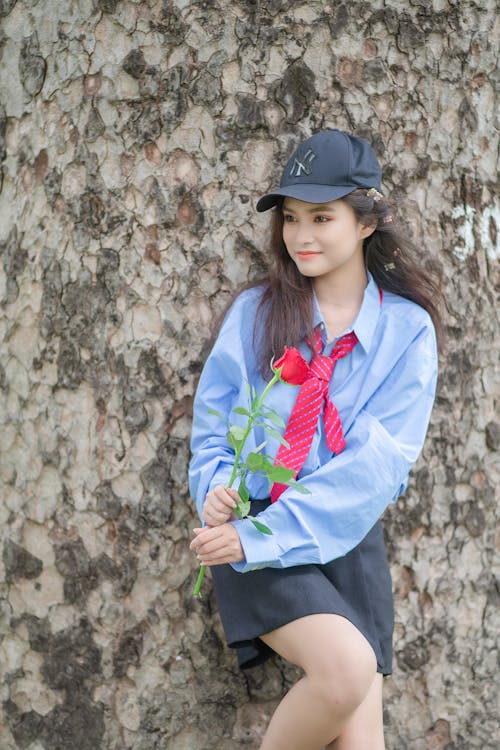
[282,197,372,285]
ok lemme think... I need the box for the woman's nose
[284,217,315,245]
[295,223,314,244]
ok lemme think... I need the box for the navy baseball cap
[256,129,382,212]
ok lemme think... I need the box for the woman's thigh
[326,673,385,750]
[260,613,377,700]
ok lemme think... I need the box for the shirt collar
[312,272,381,354]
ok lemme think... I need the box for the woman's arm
[189,289,261,519]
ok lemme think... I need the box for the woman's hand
[202,485,240,526]
[190,523,245,566]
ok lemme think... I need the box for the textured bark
[0,1,498,748]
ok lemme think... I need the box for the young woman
[189,129,442,750]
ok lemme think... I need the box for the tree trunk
[0,1,498,748]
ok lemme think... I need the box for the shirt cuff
[229,517,281,572]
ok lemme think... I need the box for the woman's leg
[325,673,385,750]
[258,614,377,750]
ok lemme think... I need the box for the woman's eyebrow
[283,203,336,213]
[306,204,336,212]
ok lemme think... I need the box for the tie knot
[305,329,359,385]
[308,329,358,367]
[309,354,334,383]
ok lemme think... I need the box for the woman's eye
[314,215,329,223]
[283,214,295,222]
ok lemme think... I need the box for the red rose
[273,347,309,385]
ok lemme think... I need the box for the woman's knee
[309,619,376,712]
[307,652,376,718]
[263,614,377,715]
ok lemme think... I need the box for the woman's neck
[313,268,368,340]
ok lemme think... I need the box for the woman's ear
[359,222,377,240]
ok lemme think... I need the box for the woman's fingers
[203,509,232,526]
[190,524,244,565]
[190,525,219,552]
[211,486,238,507]
[190,525,223,550]
[199,545,242,564]
[202,486,239,525]
[195,533,231,555]
[202,507,227,525]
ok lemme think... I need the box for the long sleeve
[189,289,263,518]
[230,319,438,572]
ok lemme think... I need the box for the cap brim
[256,184,356,212]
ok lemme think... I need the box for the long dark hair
[248,189,444,377]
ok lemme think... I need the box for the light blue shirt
[189,274,438,573]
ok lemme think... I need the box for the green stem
[227,370,281,489]
[193,369,282,597]
[193,564,205,597]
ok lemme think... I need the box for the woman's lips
[296,252,320,259]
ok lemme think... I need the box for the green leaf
[238,476,250,503]
[266,465,296,483]
[246,451,269,472]
[229,424,246,441]
[235,499,251,518]
[233,406,251,416]
[228,431,242,452]
[248,516,273,535]
[261,407,286,429]
[263,424,290,448]
[227,424,247,452]
[285,479,311,494]
[208,408,225,421]
[250,385,259,411]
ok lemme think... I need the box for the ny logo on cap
[289,149,316,178]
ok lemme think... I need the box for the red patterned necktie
[270,328,358,502]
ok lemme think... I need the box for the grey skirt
[210,499,394,674]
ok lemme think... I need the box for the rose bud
[273,347,309,385]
